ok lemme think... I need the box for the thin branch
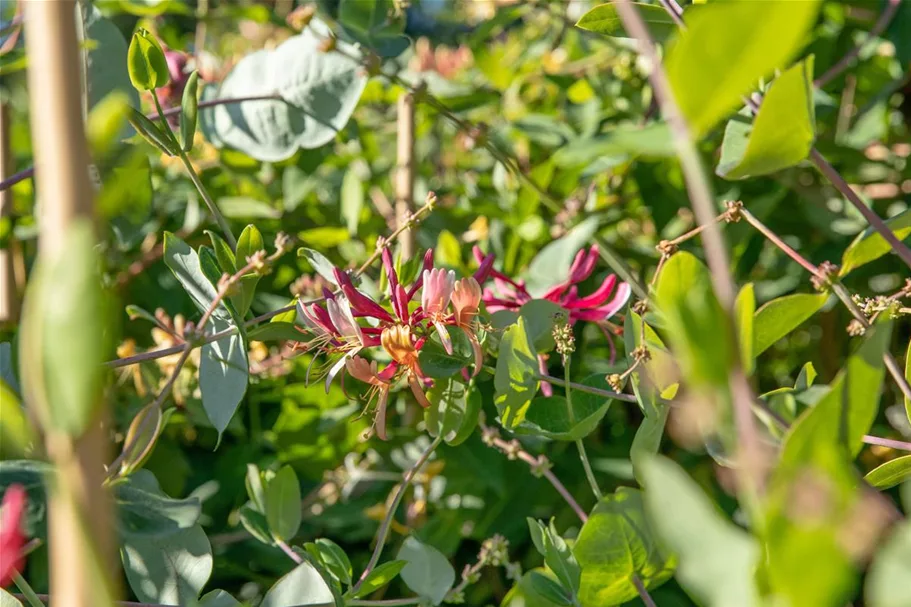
[0,166,34,192]
[563,353,603,500]
[739,208,821,276]
[740,207,911,404]
[657,0,684,27]
[349,436,443,596]
[808,149,911,270]
[815,0,903,88]
[480,422,588,523]
[276,538,303,564]
[536,373,640,404]
[862,435,911,452]
[151,93,284,120]
[631,574,658,607]
[613,0,762,503]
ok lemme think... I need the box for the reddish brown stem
[809,149,911,270]
[815,0,902,88]
[740,208,820,275]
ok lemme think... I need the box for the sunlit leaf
[717,57,816,179]
[666,0,822,138]
[640,456,761,606]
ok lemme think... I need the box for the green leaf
[348,560,408,599]
[82,7,141,131]
[199,330,248,439]
[630,402,669,484]
[717,57,816,179]
[199,590,242,607]
[575,3,677,42]
[517,375,612,441]
[340,167,364,236]
[246,464,266,511]
[235,224,265,315]
[523,216,600,296]
[864,456,911,490]
[179,70,200,151]
[270,301,299,324]
[527,519,580,597]
[866,510,911,607]
[524,570,573,606]
[778,321,892,463]
[752,292,828,358]
[127,28,169,91]
[247,322,307,342]
[119,403,163,476]
[417,325,474,379]
[163,232,224,316]
[206,230,237,274]
[396,536,456,606]
[735,283,756,375]
[839,209,911,276]
[86,91,131,156]
[308,538,352,585]
[0,589,23,607]
[164,232,249,436]
[298,248,340,287]
[553,123,674,168]
[218,197,281,219]
[519,299,568,353]
[666,0,822,139]
[640,456,761,606]
[115,469,201,539]
[265,465,302,542]
[0,381,32,459]
[239,503,273,545]
[764,322,894,607]
[261,561,337,607]
[494,317,539,428]
[127,107,179,155]
[20,220,107,435]
[654,252,730,388]
[574,488,675,606]
[121,524,212,604]
[426,377,481,446]
[434,231,462,269]
[337,0,408,57]
[199,23,367,162]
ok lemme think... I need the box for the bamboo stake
[0,103,18,325]
[395,92,416,258]
[24,2,116,605]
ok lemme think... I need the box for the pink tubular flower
[0,484,27,587]
[474,244,630,324]
[294,244,492,440]
[451,277,484,377]
[422,268,456,354]
[333,267,395,322]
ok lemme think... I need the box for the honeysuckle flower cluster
[475,244,631,324]
[297,248,493,439]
